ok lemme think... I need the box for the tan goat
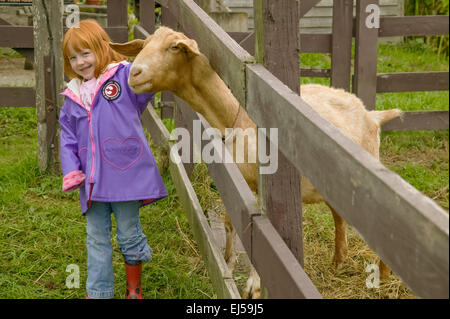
[110,26,401,298]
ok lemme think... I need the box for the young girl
[60,19,168,299]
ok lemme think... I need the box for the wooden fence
[206,0,449,131]
[134,0,449,299]
[0,0,448,299]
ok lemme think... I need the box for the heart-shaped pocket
[100,137,143,170]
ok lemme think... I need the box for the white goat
[110,26,401,298]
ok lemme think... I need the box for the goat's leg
[327,203,348,266]
[242,266,261,299]
[328,204,390,279]
[224,212,261,299]
[224,213,237,272]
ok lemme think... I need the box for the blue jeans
[85,201,152,299]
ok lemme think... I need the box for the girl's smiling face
[68,45,97,80]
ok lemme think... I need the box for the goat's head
[109,26,200,94]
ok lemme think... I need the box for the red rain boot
[125,261,144,299]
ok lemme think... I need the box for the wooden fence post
[139,0,155,33]
[160,5,176,119]
[254,0,303,297]
[107,0,128,42]
[161,3,192,175]
[33,0,64,173]
[354,0,380,110]
[331,0,353,91]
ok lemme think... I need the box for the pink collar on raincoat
[61,61,129,110]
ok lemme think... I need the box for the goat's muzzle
[128,65,153,93]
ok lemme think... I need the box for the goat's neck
[176,56,246,135]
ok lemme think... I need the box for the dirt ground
[0,6,35,87]
[0,55,35,87]
[0,6,31,26]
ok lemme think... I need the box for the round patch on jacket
[102,80,121,101]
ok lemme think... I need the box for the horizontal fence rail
[294,16,450,54]
[376,72,449,93]
[0,25,128,47]
[379,15,450,37]
[0,26,33,48]
[382,110,450,131]
[0,87,35,107]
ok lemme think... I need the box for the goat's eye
[169,44,179,51]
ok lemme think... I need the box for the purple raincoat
[60,61,168,215]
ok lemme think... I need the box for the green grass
[0,107,216,299]
[376,42,449,210]
[0,48,22,59]
[377,41,449,112]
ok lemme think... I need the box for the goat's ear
[175,39,200,58]
[109,39,145,57]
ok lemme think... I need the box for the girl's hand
[62,170,86,192]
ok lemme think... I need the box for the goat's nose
[130,67,142,78]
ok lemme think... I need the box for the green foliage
[404,0,449,57]
[405,0,449,15]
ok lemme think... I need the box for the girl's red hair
[62,19,125,80]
